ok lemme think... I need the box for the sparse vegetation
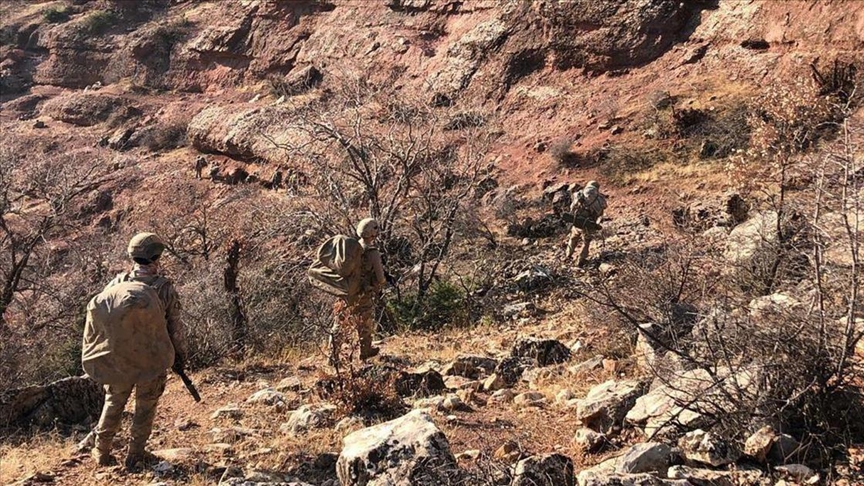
[43,5,73,24]
[80,9,118,37]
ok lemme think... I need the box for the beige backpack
[82,280,175,385]
[307,235,364,297]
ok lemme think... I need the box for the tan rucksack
[308,235,364,297]
[82,280,175,385]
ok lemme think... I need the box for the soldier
[271,169,283,190]
[208,162,220,181]
[332,218,387,361]
[565,180,607,267]
[194,156,207,179]
[89,233,188,470]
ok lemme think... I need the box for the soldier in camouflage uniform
[91,233,188,470]
[331,218,387,361]
[565,181,607,267]
[194,156,207,179]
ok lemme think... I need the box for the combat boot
[124,445,155,472]
[91,447,116,467]
[359,346,380,360]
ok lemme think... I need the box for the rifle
[173,366,201,402]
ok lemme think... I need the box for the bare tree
[269,74,495,302]
[0,148,110,332]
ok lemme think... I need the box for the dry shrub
[548,136,577,166]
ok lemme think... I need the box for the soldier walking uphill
[565,181,608,267]
[81,233,188,471]
[308,218,387,363]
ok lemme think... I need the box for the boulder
[274,65,323,96]
[0,376,103,428]
[43,93,138,126]
[511,337,571,367]
[744,425,800,464]
[577,380,646,429]
[512,453,575,486]
[336,410,458,486]
[281,404,336,435]
[626,368,716,439]
[678,429,739,467]
[513,265,553,292]
[574,428,607,453]
[724,211,779,266]
[482,373,507,392]
[494,440,522,463]
[616,442,677,474]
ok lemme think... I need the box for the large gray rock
[724,211,778,265]
[336,410,458,486]
[512,453,574,486]
[744,425,800,464]
[678,429,739,467]
[615,442,676,474]
[577,379,646,429]
[626,369,717,439]
[281,404,336,435]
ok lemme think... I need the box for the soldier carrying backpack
[309,218,387,362]
[81,233,188,471]
[565,180,608,267]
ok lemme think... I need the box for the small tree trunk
[224,239,247,353]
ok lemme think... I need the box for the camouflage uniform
[331,219,386,361]
[92,234,187,469]
[271,170,283,190]
[566,181,607,267]
[194,157,206,179]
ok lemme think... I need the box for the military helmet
[127,232,166,263]
[356,218,380,239]
[586,180,600,190]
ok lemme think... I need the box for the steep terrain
[1,0,864,485]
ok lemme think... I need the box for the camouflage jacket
[106,265,188,361]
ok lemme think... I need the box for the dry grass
[0,432,74,484]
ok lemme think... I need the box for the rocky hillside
[1,0,864,485]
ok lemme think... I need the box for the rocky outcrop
[536,0,705,72]
[43,92,139,126]
[0,376,103,428]
[336,410,458,486]
[187,105,295,162]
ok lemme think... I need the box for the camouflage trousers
[330,298,376,363]
[566,226,596,267]
[94,374,166,456]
